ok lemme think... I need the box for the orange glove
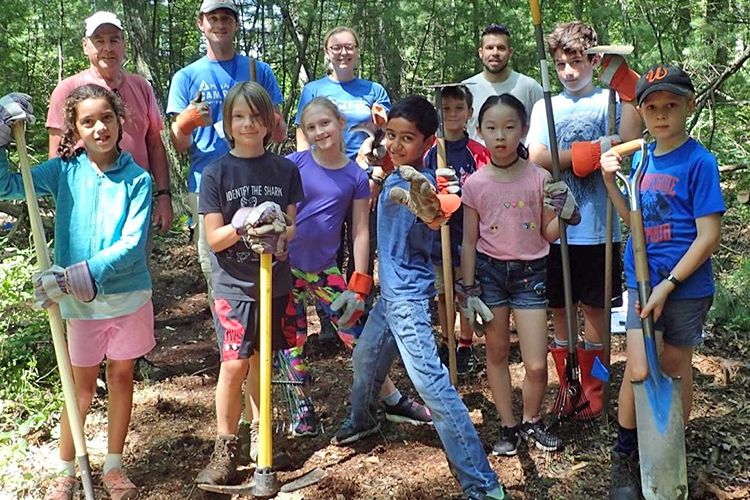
[600,55,639,102]
[571,135,620,178]
[176,91,212,136]
[330,272,373,329]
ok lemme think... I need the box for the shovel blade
[633,377,688,500]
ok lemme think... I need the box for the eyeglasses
[327,44,358,54]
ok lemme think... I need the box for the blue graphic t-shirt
[167,55,284,192]
[526,87,621,244]
[623,139,725,299]
[377,168,436,301]
[295,77,391,159]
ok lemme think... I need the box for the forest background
[0,0,749,496]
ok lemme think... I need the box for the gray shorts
[625,288,712,347]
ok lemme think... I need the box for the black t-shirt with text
[199,151,304,301]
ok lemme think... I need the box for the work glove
[231,201,292,255]
[599,55,639,102]
[0,93,35,147]
[330,271,373,330]
[544,180,581,226]
[571,135,620,178]
[175,91,212,136]
[389,166,461,230]
[33,262,97,309]
[454,279,494,337]
[436,167,460,195]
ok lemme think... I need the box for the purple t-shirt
[286,150,370,272]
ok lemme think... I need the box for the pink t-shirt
[461,162,552,261]
[46,69,164,172]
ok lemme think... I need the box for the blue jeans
[350,297,499,493]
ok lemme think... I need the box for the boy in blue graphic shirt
[331,96,506,500]
[601,65,724,499]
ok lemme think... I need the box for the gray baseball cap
[199,0,238,14]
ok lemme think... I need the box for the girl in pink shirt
[460,94,579,456]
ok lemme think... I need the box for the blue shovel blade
[643,335,673,434]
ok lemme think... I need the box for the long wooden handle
[611,139,643,157]
[258,253,273,468]
[12,123,96,500]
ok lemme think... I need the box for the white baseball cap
[200,0,238,14]
[85,12,124,37]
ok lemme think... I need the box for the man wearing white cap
[167,0,287,312]
[46,11,173,233]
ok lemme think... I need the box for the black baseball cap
[636,65,695,105]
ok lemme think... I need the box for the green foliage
[711,256,750,332]
[0,239,62,489]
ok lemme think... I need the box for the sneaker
[43,476,79,500]
[384,396,433,425]
[492,425,521,456]
[237,419,259,464]
[520,419,563,452]
[195,434,238,485]
[456,346,475,374]
[467,485,507,499]
[102,469,138,500]
[292,400,320,437]
[437,342,450,367]
[331,417,381,446]
[610,450,641,500]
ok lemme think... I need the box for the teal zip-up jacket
[0,147,152,294]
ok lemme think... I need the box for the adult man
[462,24,543,144]
[167,0,287,308]
[47,11,173,233]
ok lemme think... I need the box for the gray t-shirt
[462,70,543,144]
[199,152,304,301]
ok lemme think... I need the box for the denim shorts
[475,253,547,309]
[625,288,712,347]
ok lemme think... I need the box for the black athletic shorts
[546,243,623,309]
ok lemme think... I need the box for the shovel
[200,254,326,496]
[614,139,688,500]
[12,123,96,499]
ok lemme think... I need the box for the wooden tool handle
[611,139,643,157]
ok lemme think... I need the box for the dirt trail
[18,232,750,499]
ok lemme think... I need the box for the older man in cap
[47,11,173,233]
[167,0,287,313]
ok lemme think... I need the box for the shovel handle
[611,139,643,157]
[259,253,273,468]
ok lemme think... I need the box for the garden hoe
[613,139,688,500]
[583,43,635,414]
[528,0,594,448]
[199,254,327,497]
[12,122,96,500]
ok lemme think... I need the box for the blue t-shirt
[377,168,436,301]
[286,150,370,273]
[167,55,284,192]
[624,139,725,299]
[295,77,391,159]
[526,87,621,244]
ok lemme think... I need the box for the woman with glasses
[294,26,390,161]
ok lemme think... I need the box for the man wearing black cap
[47,11,173,233]
[167,0,287,314]
[601,65,724,499]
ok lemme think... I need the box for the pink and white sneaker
[102,469,138,500]
[43,476,79,500]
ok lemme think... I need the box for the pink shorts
[67,300,156,367]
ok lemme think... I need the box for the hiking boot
[610,450,641,500]
[237,419,259,464]
[437,342,450,367]
[102,469,138,500]
[195,434,238,485]
[292,399,320,437]
[467,485,507,499]
[330,417,380,446]
[43,476,79,500]
[456,346,475,374]
[521,419,563,452]
[492,425,521,456]
[384,396,433,425]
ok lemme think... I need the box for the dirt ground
[15,228,750,500]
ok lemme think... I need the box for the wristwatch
[154,188,172,198]
[665,273,681,287]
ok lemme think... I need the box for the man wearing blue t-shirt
[167,0,287,309]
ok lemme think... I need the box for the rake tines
[547,351,597,453]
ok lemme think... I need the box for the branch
[689,44,750,133]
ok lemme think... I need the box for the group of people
[0,0,724,498]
